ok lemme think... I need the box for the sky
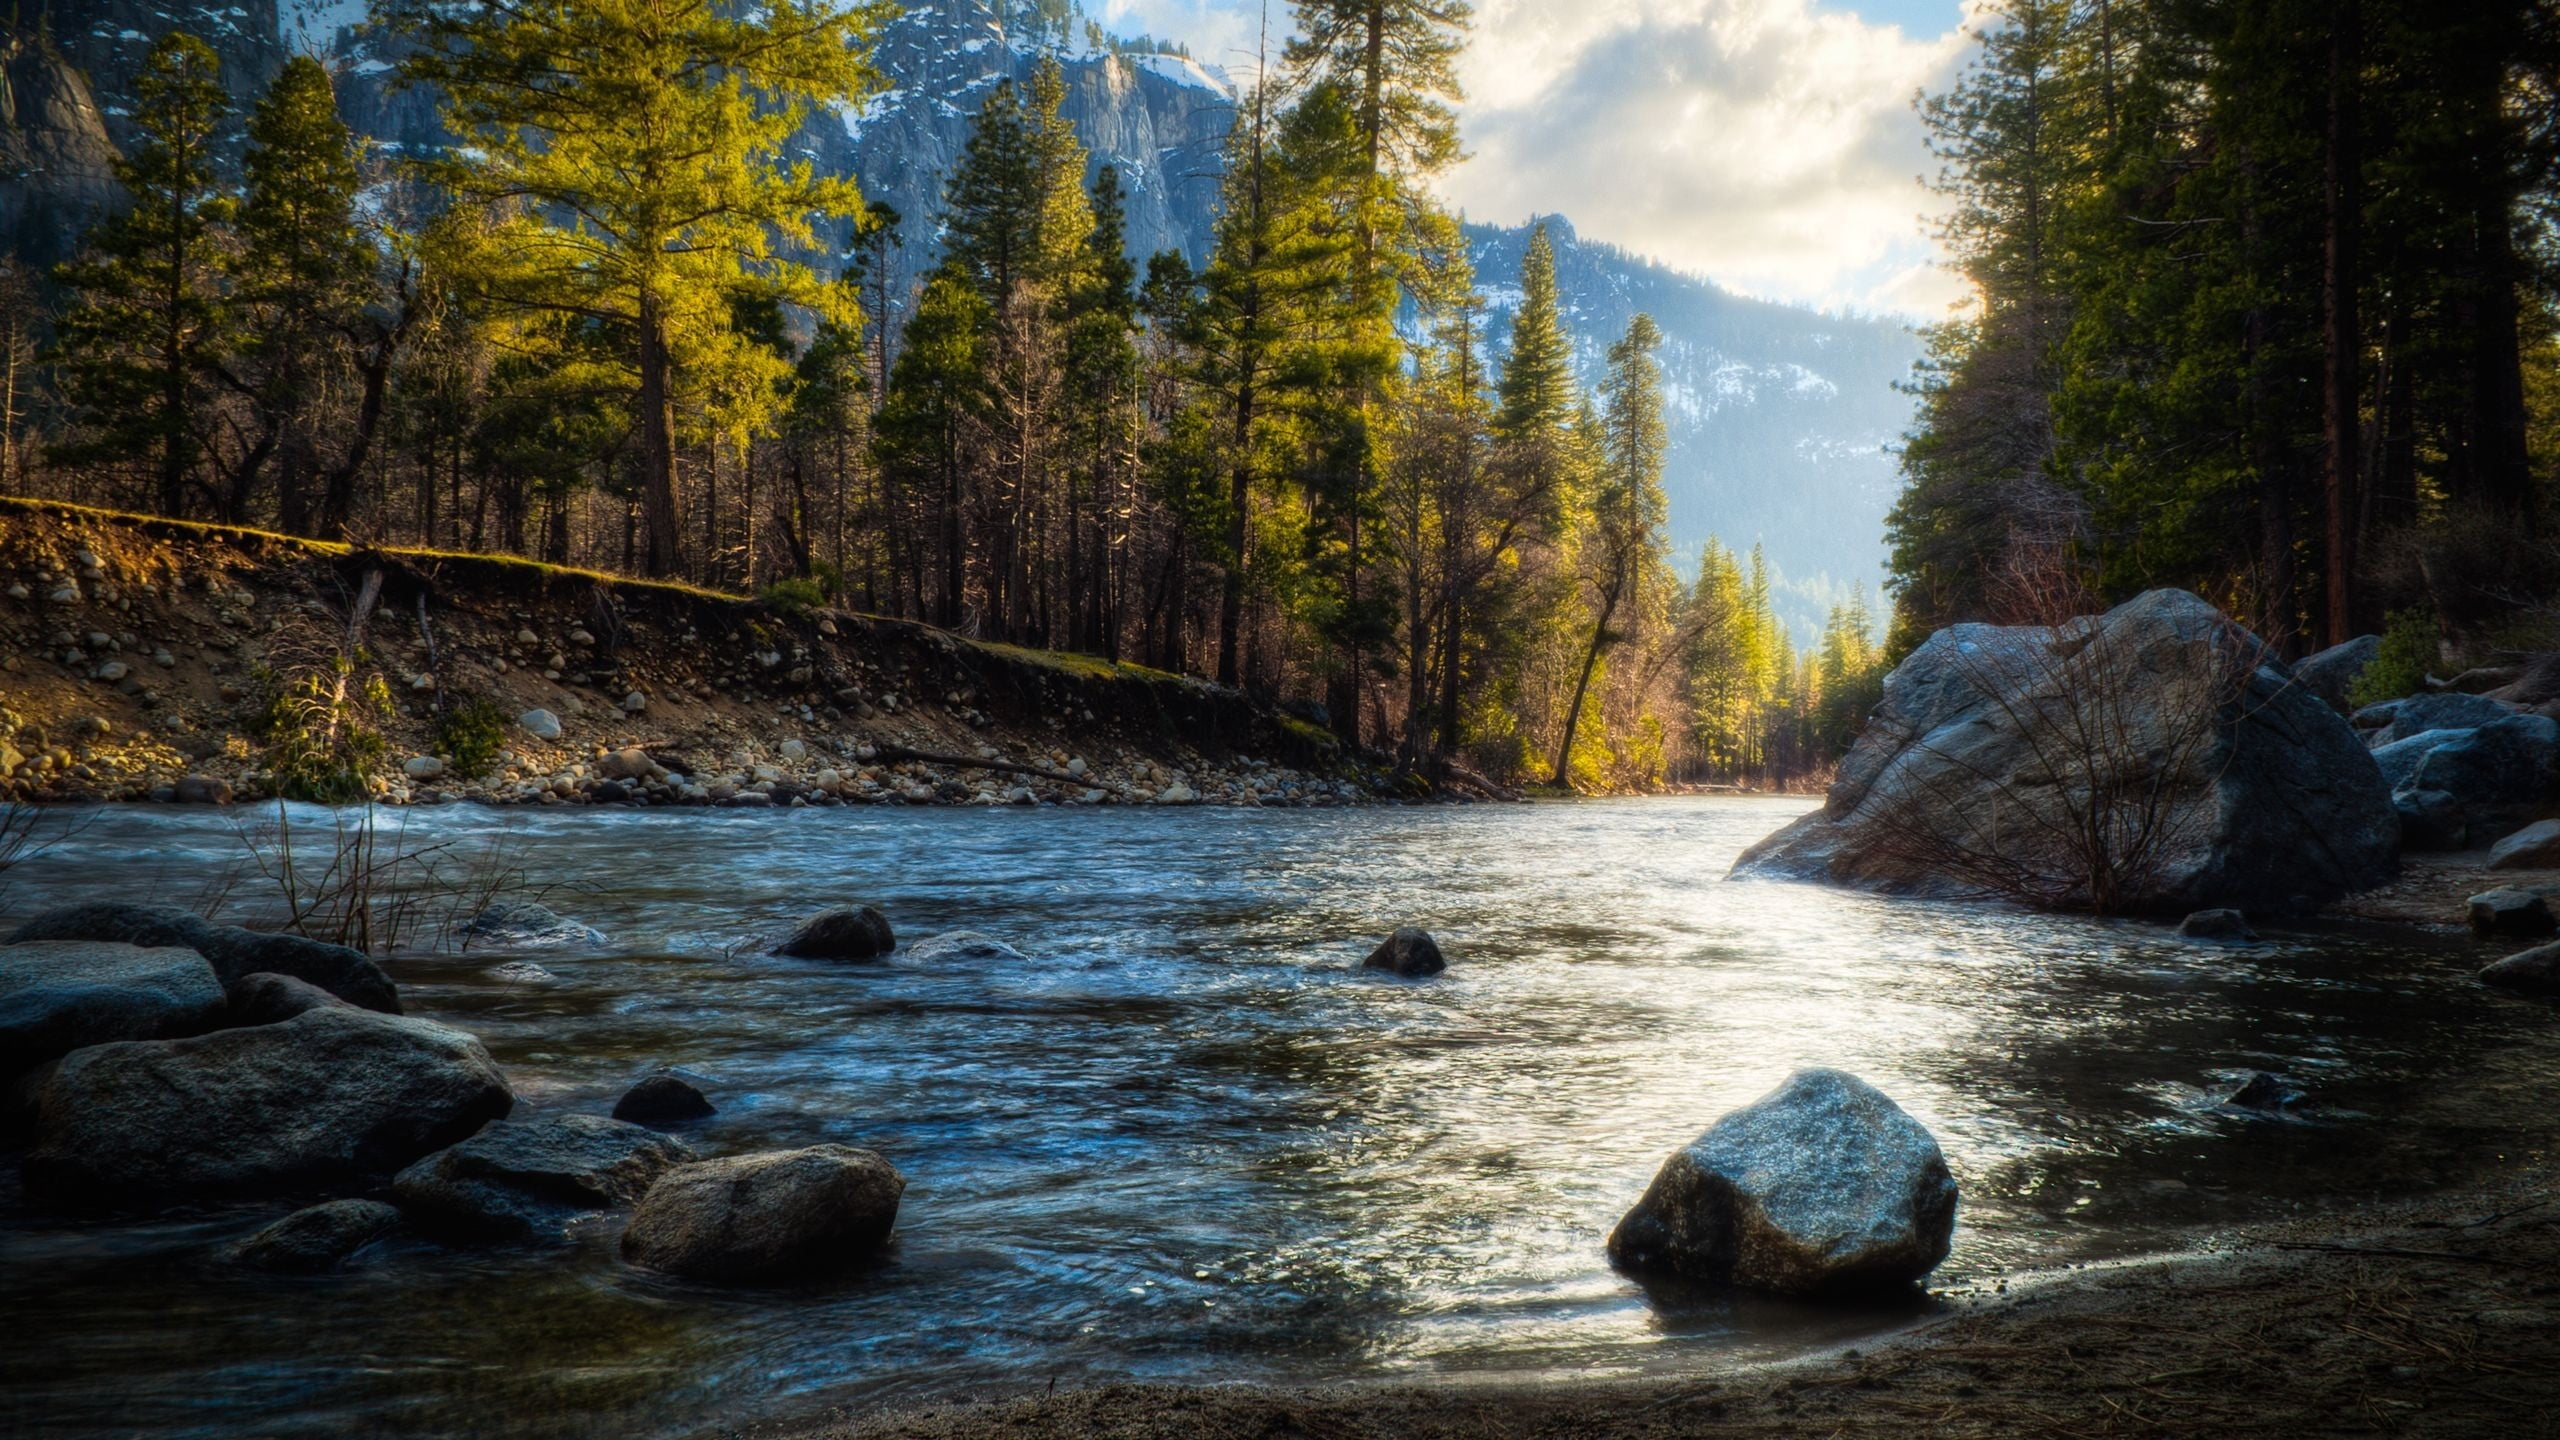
[1088,0,1982,318]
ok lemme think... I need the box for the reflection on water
[2,797,2551,1440]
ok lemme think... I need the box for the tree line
[0,0,1885,790]
[1892,0,2560,658]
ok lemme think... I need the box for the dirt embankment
[768,1167,2560,1440]
[0,498,1439,809]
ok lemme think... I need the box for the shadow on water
[2,797,2554,1439]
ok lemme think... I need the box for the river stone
[23,1006,513,1210]
[901,930,1026,964]
[2371,693,2516,748]
[173,774,233,805]
[518,708,562,740]
[2405,715,2560,844]
[225,1199,403,1273]
[1364,927,1447,977]
[2178,909,2257,942]
[2394,789,2469,851]
[8,904,400,1013]
[0,941,227,1075]
[621,1144,905,1283]
[1732,592,2397,915]
[392,1113,692,1242]
[226,971,353,1026]
[2481,942,2560,996]
[2489,820,2560,871]
[2291,635,2379,712]
[2469,889,2559,940]
[773,906,896,960]
[1606,1069,1958,1294]
[460,901,605,950]
[597,747,658,781]
[612,1071,716,1127]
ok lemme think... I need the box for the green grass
[969,639,1192,687]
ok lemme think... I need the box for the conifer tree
[392,0,892,577]
[1553,313,1663,786]
[50,32,233,519]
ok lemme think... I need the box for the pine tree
[50,32,234,519]
[393,0,891,577]
[1552,312,1662,787]
[237,54,376,537]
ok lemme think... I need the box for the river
[3,797,2549,1439]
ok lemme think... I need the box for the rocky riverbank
[763,1162,2560,1440]
[0,498,1466,810]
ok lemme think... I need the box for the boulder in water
[1364,927,1447,977]
[225,971,353,1026]
[620,1144,905,1283]
[2404,716,2560,845]
[1732,592,2396,915]
[2469,889,2558,940]
[0,941,226,1075]
[611,1071,716,1127]
[7,904,399,1013]
[460,901,605,950]
[2481,942,2560,996]
[901,930,1025,964]
[225,1198,403,1273]
[772,906,896,960]
[392,1113,691,1242]
[2178,909,2257,942]
[23,1006,512,1210]
[1606,1069,1958,1294]
[2489,820,2560,871]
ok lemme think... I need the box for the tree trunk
[1554,577,1622,789]
[636,296,683,577]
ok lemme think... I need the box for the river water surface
[5,797,2553,1440]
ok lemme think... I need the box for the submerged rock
[1731,592,2396,915]
[772,906,896,960]
[0,941,226,1074]
[8,904,400,1013]
[2178,909,2258,942]
[1363,926,1447,977]
[1606,1069,1958,1294]
[2469,889,2558,940]
[611,1071,716,1127]
[2488,819,2560,871]
[620,1144,906,1283]
[2481,942,2560,996]
[900,930,1026,964]
[460,901,605,950]
[225,1199,403,1273]
[24,1006,512,1211]
[2226,1072,2306,1112]
[392,1113,691,1242]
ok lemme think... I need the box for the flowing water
[4,797,2553,1440]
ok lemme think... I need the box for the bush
[434,694,509,780]
[760,577,826,615]
[255,657,392,804]
[2347,608,2437,710]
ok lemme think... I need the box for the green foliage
[256,657,393,804]
[760,576,827,614]
[433,694,509,780]
[2348,609,2438,709]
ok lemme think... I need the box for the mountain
[0,0,1920,635]
[1465,218,1922,638]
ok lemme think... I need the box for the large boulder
[1732,591,2398,914]
[2369,692,2516,748]
[612,1071,716,1127]
[2480,942,2560,996]
[225,972,352,1026]
[23,1006,512,1210]
[0,942,226,1075]
[2470,888,2558,940]
[224,1199,403,1273]
[2394,789,2469,851]
[2404,715,2560,845]
[772,907,896,960]
[392,1113,691,1241]
[2291,634,2379,713]
[2372,730,2474,793]
[2489,820,2560,871]
[8,904,399,1013]
[620,1144,905,1283]
[1606,1069,1958,1294]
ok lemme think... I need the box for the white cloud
[1092,0,1979,317]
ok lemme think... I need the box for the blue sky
[1092,0,1983,316]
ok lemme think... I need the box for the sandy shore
[747,1162,2560,1440]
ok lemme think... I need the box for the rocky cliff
[1,32,121,271]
